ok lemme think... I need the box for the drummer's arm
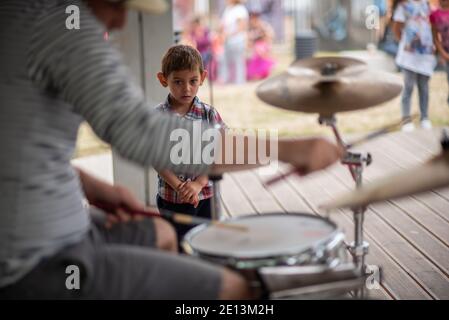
[75,166,145,212]
[209,130,343,175]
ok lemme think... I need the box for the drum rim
[182,212,342,263]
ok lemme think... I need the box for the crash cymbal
[320,151,449,210]
[256,57,403,117]
[287,56,367,82]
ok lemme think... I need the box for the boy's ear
[200,70,208,85]
[157,72,168,87]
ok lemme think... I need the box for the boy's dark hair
[161,45,204,77]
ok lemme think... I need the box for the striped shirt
[0,0,215,287]
[156,96,227,203]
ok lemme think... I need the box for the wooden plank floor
[219,128,449,300]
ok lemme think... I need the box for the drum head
[183,213,338,260]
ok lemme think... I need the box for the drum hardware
[321,130,449,210]
[320,116,371,299]
[182,213,358,299]
[209,174,223,221]
[269,277,366,300]
[256,57,404,299]
[259,263,365,299]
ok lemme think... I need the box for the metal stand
[319,116,372,299]
[209,175,223,221]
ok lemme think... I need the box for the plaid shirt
[156,95,227,203]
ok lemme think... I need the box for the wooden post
[112,6,174,207]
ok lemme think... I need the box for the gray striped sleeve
[27,1,215,176]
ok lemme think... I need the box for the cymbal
[256,57,403,117]
[320,151,449,210]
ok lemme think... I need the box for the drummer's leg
[86,242,252,299]
[0,227,253,299]
[88,216,253,298]
[90,219,253,299]
[154,218,178,252]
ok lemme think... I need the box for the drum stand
[319,116,371,299]
[209,175,223,221]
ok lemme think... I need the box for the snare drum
[182,213,360,298]
[182,213,347,270]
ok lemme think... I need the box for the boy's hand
[178,181,203,207]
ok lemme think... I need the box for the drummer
[0,0,343,299]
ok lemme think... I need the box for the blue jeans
[401,69,430,120]
[220,37,247,84]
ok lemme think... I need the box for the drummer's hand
[77,167,145,213]
[96,185,147,228]
[279,138,344,175]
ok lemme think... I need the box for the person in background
[188,16,212,72]
[246,11,276,81]
[219,0,249,84]
[393,0,437,131]
[430,0,449,105]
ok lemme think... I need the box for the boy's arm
[195,175,209,187]
[432,26,449,61]
[157,169,185,191]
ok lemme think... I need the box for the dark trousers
[0,210,221,299]
[157,195,211,250]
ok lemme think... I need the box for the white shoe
[420,119,432,130]
[401,122,415,132]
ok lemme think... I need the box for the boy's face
[157,68,207,107]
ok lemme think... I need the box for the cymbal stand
[209,175,223,221]
[319,116,372,299]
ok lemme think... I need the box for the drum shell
[182,213,348,271]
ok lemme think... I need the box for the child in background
[246,11,276,81]
[188,16,212,71]
[430,0,449,105]
[155,45,227,242]
[393,0,437,131]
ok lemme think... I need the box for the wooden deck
[219,128,449,300]
[72,128,449,300]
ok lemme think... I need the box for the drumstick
[263,115,419,187]
[345,114,419,149]
[91,201,248,232]
[160,210,249,232]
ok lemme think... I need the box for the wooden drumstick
[167,211,249,232]
[92,201,248,232]
[263,115,419,187]
[345,114,419,149]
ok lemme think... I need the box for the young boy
[393,0,437,131]
[430,0,449,105]
[155,45,227,241]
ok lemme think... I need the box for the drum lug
[348,241,369,256]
